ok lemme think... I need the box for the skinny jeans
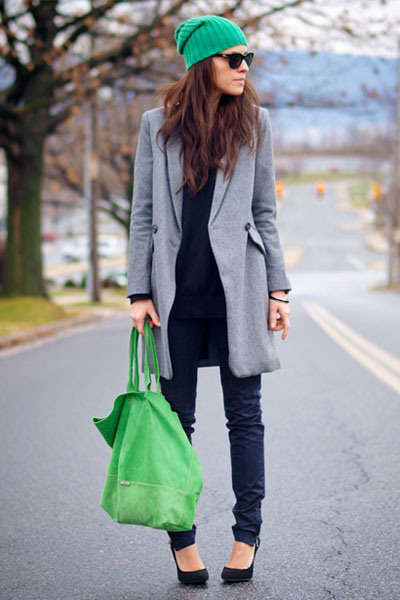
[159,317,265,550]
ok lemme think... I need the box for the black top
[129,167,226,319]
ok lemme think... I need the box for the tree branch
[0,1,24,69]
[44,167,82,195]
[55,0,188,84]
[0,4,29,24]
[0,90,15,118]
[48,63,155,133]
[0,131,10,151]
[240,0,311,28]
[99,198,130,229]
[53,0,126,63]
[0,130,20,157]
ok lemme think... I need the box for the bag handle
[143,321,162,393]
[126,322,161,394]
[127,326,140,393]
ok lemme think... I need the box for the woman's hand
[130,299,160,335]
[268,291,290,340]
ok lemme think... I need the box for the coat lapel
[166,135,184,232]
[166,135,231,230]
[210,144,250,224]
[209,153,230,225]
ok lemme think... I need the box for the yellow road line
[307,301,400,375]
[303,300,400,396]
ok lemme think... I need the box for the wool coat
[126,105,292,380]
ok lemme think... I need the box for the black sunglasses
[213,52,254,69]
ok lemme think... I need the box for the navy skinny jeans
[159,317,265,550]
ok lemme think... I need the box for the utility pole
[388,34,400,286]
[89,92,101,302]
[83,4,101,303]
[395,35,400,285]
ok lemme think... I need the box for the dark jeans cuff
[167,524,196,550]
[233,529,260,546]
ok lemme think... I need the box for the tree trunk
[3,70,53,298]
[4,141,48,297]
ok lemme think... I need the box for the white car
[62,236,125,262]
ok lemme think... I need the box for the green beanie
[174,15,248,70]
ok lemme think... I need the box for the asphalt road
[1,180,399,600]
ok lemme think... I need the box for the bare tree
[0,0,397,297]
[43,85,151,237]
[0,0,185,297]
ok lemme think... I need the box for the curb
[0,312,106,350]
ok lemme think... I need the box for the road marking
[303,300,400,395]
[306,301,400,375]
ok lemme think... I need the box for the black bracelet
[269,294,290,303]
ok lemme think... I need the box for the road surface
[1,180,399,599]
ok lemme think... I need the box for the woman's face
[211,44,249,97]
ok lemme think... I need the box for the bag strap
[127,326,140,393]
[126,322,161,394]
[143,321,162,393]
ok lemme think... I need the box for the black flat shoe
[169,541,209,584]
[221,537,260,583]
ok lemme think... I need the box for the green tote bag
[92,321,203,531]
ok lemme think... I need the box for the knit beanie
[174,15,248,70]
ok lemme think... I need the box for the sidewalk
[44,255,127,279]
[0,290,129,351]
[335,180,388,256]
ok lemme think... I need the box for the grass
[347,181,372,208]
[0,296,80,337]
[283,171,377,185]
[49,286,127,297]
[0,289,128,337]
[48,286,128,308]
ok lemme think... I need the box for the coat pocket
[247,226,266,257]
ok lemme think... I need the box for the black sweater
[129,167,226,318]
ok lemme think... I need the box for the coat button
[245,222,251,231]
[152,224,158,233]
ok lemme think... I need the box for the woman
[127,14,291,584]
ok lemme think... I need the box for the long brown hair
[155,57,262,196]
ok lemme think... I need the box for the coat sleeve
[252,107,292,294]
[129,293,152,304]
[126,111,154,299]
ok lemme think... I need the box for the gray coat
[126,105,292,380]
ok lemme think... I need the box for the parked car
[62,236,125,262]
[41,231,57,241]
[98,237,125,258]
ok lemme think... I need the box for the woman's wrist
[269,290,287,297]
[269,290,289,303]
